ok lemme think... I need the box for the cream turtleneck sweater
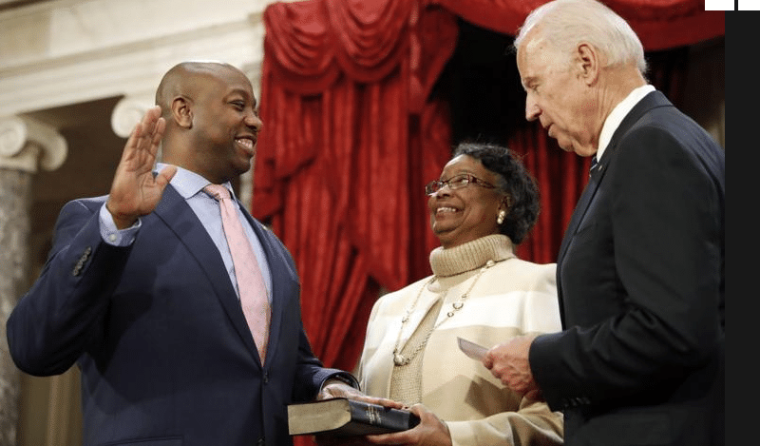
[429,233,515,277]
[358,234,563,446]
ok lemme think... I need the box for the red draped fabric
[253,1,725,405]
[430,0,724,50]
[254,0,457,375]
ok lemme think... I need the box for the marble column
[0,116,67,446]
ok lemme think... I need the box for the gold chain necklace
[392,260,496,367]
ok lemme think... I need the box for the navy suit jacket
[7,185,353,446]
[530,92,725,446]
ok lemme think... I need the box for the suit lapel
[557,91,670,268]
[153,186,262,361]
[557,170,602,267]
[242,208,298,368]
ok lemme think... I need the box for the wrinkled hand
[106,105,176,228]
[365,404,451,446]
[483,334,541,398]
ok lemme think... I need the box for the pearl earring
[497,210,506,225]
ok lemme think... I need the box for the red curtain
[254,0,457,375]
[430,0,724,50]
[253,0,724,395]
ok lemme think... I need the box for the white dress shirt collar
[156,163,236,200]
[597,84,656,162]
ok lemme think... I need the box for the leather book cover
[287,397,420,436]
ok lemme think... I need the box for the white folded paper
[457,337,488,361]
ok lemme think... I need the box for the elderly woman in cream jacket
[357,142,563,446]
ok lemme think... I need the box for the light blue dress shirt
[99,164,273,302]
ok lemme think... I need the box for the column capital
[0,116,67,173]
[111,95,155,138]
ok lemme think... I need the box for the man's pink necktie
[205,184,270,364]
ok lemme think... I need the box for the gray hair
[514,0,647,75]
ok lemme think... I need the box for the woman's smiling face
[428,155,506,249]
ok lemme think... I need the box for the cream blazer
[359,257,564,446]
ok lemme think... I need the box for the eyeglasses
[425,173,496,196]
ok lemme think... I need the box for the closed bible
[287,398,420,436]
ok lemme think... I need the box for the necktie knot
[204,184,231,201]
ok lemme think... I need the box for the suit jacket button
[257,438,265,446]
[263,371,269,383]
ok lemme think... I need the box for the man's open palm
[106,105,176,229]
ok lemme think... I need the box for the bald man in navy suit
[7,61,387,446]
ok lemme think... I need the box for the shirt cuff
[99,203,140,246]
[319,373,360,392]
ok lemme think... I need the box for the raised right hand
[106,105,177,229]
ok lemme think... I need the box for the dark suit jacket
[530,91,725,446]
[7,185,354,446]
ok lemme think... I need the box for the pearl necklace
[392,259,496,367]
